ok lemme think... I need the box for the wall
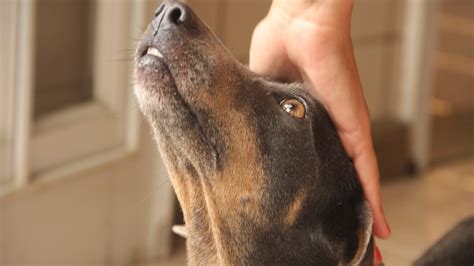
[430,0,474,162]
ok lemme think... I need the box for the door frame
[397,0,441,171]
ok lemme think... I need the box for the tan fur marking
[202,109,267,265]
[199,76,267,224]
[164,161,219,265]
[192,85,268,264]
[285,190,305,226]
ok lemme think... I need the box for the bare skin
[250,0,390,262]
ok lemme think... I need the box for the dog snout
[154,2,166,18]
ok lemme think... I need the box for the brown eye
[280,98,306,118]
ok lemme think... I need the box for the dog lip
[137,43,169,70]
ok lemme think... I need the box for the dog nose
[154,1,194,30]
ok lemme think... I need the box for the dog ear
[172,224,188,238]
[348,201,373,266]
[309,101,374,265]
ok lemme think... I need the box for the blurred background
[0,0,472,265]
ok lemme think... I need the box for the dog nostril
[168,6,185,25]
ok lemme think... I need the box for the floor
[142,157,474,266]
[378,157,473,265]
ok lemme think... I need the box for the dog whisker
[134,179,171,208]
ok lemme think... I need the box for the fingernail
[374,246,383,265]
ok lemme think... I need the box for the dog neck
[174,178,374,266]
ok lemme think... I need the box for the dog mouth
[138,44,166,65]
[135,42,178,91]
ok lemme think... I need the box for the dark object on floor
[415,216,474,266]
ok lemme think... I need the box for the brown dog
[134,1,374,265]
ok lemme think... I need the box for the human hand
[249,0,391,256]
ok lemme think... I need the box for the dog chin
[133,85,156,119]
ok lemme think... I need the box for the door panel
[34,0,95,119]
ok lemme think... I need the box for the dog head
[135,1,373,265]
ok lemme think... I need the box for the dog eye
[280,98,305,118]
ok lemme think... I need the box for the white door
[0,1,175,265]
